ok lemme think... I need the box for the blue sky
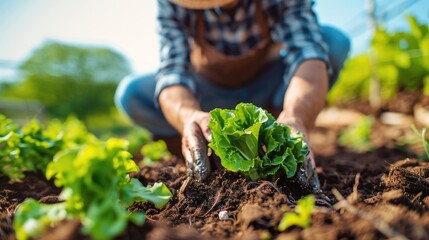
[0,0,428,80]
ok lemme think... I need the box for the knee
[115,73,157,116]
[114,74,140,115]
[321,25,351,68]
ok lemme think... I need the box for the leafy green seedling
[338,116,374,152]
[208,103,308,181]
[278,195,315,231]
[140,140,171,166]
[411,125,429,161]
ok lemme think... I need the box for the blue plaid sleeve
[154,0,196,107]
[271,0,332,82]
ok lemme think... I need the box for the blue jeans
[115,26,350,136]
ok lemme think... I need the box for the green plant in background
[14,138,173,240]
[339,116,374,152]
[101,125,152,156]
[140,140,171,166]
[328,15,429,105]
[208,103,308,181]
[424,75,429,95]
[0,114,96,180]
[328,54,372,104]
[411,125,429,161]
[278,195,315,231]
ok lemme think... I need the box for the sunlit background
[1,0,427,79]
[0,0,428,134]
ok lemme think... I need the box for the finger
[187,122,211,181]
[302,139,315,169]
[304,154,316,178]
[191,144,211,181]
[197,114,212,142]
[306,149,316,169]
[304,154,321,191]
[203,127,212,142]
[182,138,195,178]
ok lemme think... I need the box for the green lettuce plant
[338,116,374,152]
[14,138,172,240]
[208,103,308,181]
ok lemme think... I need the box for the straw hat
[169,0,237,9]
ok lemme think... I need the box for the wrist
[277,112,307,136]
[159,85,201,134]
[179,107,200,124]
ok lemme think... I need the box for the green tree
[4,41,130,121]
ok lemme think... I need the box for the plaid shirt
[155,0,331,103]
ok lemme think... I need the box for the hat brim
[169,0,237,9]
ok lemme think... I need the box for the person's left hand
[181,111,212,181]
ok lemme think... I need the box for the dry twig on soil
[257,179,281,193]
[179,176,192,202]
[349,173,361,204]
[245,179,281,194]
[332,188,409,240]
[201,184,224,217]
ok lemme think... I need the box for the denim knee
[321,25,351,86]
[114,74,140,117]
[114,73,178,136]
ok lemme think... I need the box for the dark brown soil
[1,97,429,239]
[0,173,61,240]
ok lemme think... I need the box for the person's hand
[182,111,212,181]
[276,115,331,206]
[275,116,319,188]
[295,149,320,193]
[280,119,320,192]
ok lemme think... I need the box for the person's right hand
[182,111,212,181]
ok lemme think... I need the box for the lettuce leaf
[208,103,308,181]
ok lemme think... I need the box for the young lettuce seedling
[411,125,429,161]
[338,116,374,152]
[140,139,171,166]
[208,103,308,181]
[278,195,315,231]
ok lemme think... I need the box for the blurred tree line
[0,41,131,131]
[328,15,429,105]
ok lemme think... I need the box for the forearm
[278,59,328,134]
[156,0,196,130]
[159,85,201,135]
